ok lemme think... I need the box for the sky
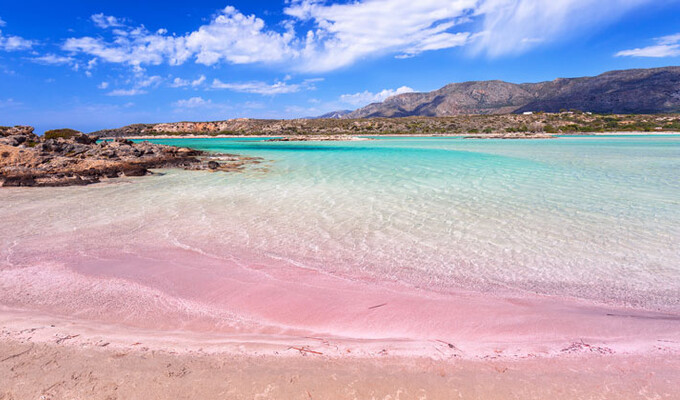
[1,0,680,133]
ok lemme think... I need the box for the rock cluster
[0,126,262,187]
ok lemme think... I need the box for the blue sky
[1,0,679,133]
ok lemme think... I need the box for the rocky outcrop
[0,127,262,187]
[345,67,680,118]
[0,125,35,137]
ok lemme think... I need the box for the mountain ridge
[343,66,680,118]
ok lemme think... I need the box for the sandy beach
[2,309,679,399]
[2,135,679,398]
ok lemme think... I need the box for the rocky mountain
[313,110,352,119]
[345,67,680,118]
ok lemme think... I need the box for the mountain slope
[314,110,353,119]
[345,67,680,118]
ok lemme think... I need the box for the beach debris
[288,346,323,356]
[1,345,33,362]
[560,339,614,355]
[368,303,387,310]
[54,334,79,344]
[435,340,461,352]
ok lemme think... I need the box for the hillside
[345,67,680,118]
[91,113,680,138]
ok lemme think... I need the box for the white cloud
[0,33,33,51]
[137,75,162,88]
[170,75,206,88]
[0,19,33,51]
[192,75,206,87]
[60,1,657,72]
[61,4,473,72]
[31,54,74,65]
[185,6,296,66]
[173,96,212,108]
[170,77,190,87]
[107,88,147,96]
[285,0,476,70]
[91,14,125,29]
[340,86,415,106]
[98,81,109,89]
[472,0,652,56]
[106,75,160,96]
[211,78,316,95]
[616,33,680,58]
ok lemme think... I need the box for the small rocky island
[0,126,261,187]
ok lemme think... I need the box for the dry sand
[1,309,679,399]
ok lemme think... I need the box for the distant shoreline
[112,131,680,140]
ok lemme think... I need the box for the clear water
[2,136,679,311]
[130,135,680,310]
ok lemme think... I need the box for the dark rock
[122,165,148,176]
[2,175,36,187]
[114,138,134,145]
[207,161,220,170]
[104,169,120,179]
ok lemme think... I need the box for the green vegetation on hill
[44,129,83,140]
[92,113,680,138]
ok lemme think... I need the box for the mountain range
[339,66,680,118]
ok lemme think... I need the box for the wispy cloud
[107,88,147,96]
[59,3,475,72]
[106,75,161,96]
[170,75,206,88]
[172,96,233,115]
[340,86,415,106]
[472,0,652,56]
[0,98,23,108]
[284,0,475,70]
[172,96,213,108]
[91,14,125,29]
[31,53,74,65]
[616,33,680,58]
[57,1,657,72]
[211,78,319,95]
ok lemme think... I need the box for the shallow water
[0,135,679,348]
[143,135,680,308]
[3,136,680,305]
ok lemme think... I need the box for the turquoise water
[2,136,677,312]
[114,135,680,310]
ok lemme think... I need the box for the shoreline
[2,242,678,362]
[112,131,680,140]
